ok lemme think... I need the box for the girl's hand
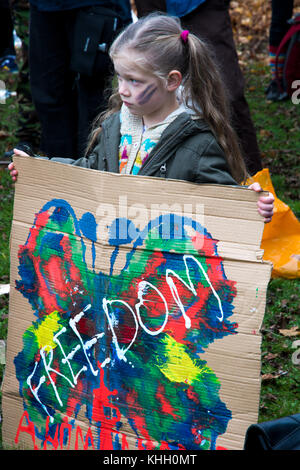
[248,182,274,224]
[8,148,30,182]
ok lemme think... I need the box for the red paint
[15,410,38,450]
[26,211,50,252]
[92,366,120,450]
[19,222,88,319]
[60,235,83,284]
[44,256,66,299]
[156,384,180,420]
[122,432,129,450]
[27,252,60,315]
[59,417,72,449]
[177,443,187,450]
[192,233,219,257]
[164,282,212,341]
[75,426,95,450]
[144,251,166,274]
[159,441,171,450]
[14,412,189,450]
[137,437,156,450]
[115,324,138,344]
[186,385,200,404]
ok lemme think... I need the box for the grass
[0,73,18,449]
[245,62,300,215]
[259,278,300,421]
[244,61,300,422]
[0,57,299,448]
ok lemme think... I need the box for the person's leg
[182,0,262,175]
[269,0,294,46]
[0,2,17,72]
[29,7,78,158]
[266,0,294,100]
[76,70,113,157]
[10,0,41,150]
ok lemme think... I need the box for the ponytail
[183,34,248,183]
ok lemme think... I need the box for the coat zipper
[159,163,167,177]
[139,121,192,175]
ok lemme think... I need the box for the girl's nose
[119,81,130,97]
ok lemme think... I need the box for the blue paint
[79,212,97,242]
[79,212,97,269]
[108,218,138,275]
[51,206,70,227]
[39,233,64,257]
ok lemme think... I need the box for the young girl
[9,13,274,222]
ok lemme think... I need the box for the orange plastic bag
[247,168,300,279]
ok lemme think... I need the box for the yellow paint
[135,152,142,167]
[159,334,211,384]
[30,310,61,353]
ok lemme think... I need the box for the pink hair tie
[180,30,189,43]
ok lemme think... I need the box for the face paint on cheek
[137,84,158,105]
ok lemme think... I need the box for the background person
[28,0,132,159]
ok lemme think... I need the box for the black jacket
[29,0,132,24]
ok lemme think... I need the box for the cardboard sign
[2,156,272,451]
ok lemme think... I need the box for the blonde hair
[87,13,248,183]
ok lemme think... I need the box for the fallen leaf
[259,129,273,138]
[0,130,9,139]
[262,373,280,381]
[279,326,300,337]
[264,352,278,361]
[262,371,288,381]
[264,393,277,402]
